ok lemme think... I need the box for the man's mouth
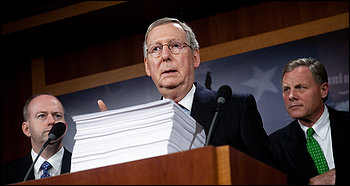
[289,104,302,109]
[44,128,52,134]
[162,69,177,74]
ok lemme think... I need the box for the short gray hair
[282,57,328,101]
[143,17,199,59]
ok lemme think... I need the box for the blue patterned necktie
[306,128,329,174]
[40,161,52,178]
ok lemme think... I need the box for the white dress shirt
[31,146,64,179]
[177,84,196,112]
[162,84,196,113]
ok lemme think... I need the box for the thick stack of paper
[71,99,206,173]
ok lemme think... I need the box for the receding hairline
[28,95,63,109]
[146,22,186,43]
[143,17,199,59]
[23,93,65,121]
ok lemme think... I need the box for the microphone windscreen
[48,122,66,140]
[216,85,232,104]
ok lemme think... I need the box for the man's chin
[48,138,63,145]
[288,112,306,120]
[160,81,180,89]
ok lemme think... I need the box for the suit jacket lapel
[23,153,35,181]
[60,148,72,174]
[327,105,349,184]
[191,83,216,135]
[328,106,339,165]
[287,121,318,177]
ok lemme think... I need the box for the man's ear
[22,121,31,137]
[320,82,329,99]
[144,57,151,77]
[193,49,200,68]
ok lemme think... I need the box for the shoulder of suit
[269,120,299,138]
[2,152,32,169]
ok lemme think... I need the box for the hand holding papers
[71,99,206,173]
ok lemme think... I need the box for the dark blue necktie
[40,161,52,178]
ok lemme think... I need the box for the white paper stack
[70,99,206,173]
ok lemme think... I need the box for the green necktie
[306,128,329,174]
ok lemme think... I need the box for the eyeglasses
[147,40,191,58]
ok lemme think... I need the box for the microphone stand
[23,138,52,182]
[205,111,219,146]
[205,85,231,146]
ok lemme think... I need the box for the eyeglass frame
[146,40,192,58]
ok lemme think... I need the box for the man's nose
[47,114,55,125]
[288,89,298,101]
[161,45,172,61]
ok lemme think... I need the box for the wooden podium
[15,145,286,185]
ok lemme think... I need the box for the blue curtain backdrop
[59,28,349,152]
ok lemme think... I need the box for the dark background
[1,1,348,164]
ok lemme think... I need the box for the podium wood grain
[15,145,286,185]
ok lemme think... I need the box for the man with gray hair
[269,58,349,185]
[100,17,278,168]
[145,17,281,168]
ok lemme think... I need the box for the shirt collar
[299,105,330,140]
[31,146,64,174]
[177,84,196,111]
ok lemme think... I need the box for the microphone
[205,85,232,146]
[23,122,66,182]
[47,122,66,142]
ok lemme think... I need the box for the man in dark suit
[98,17,277,167]
[269,58,349,185]
[190,82,277,166]
[1,93,72,184]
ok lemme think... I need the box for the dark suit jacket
[191,82,277,168]
[1,147,72,184]
[268,106,349,185]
